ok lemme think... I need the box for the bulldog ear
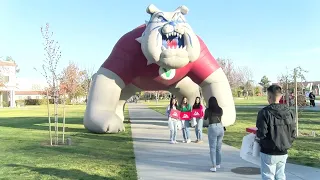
[146,4,161,15]
[175,5,189,15]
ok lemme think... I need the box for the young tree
[278,66,308,137]
[34,23,62,146]
[259,75,271,93]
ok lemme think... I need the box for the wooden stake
[47,90,52,146]
[62,94,66,144]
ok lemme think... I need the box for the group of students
[166,95,225,172]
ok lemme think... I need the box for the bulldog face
[136,4,201,69]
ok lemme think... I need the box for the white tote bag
[191,117,197,127]
[177,120,182,130]
[240,133,261,166]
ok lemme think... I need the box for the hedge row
[14,99,71,106]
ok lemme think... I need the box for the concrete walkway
[128,103,320,180]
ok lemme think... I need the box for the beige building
[1,61,48,107]
[0,61,17,107]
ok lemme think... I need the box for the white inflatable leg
[84,67,126,133]
[200,68,236,126]
[116,84,140,122]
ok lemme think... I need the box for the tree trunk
[53,81,59,145]
[47,90,52,146]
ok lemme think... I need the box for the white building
[15,78,48,100]
[0,61,17,107]
[0,60,49,107]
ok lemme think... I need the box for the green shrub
[15,100,25,106]
[2,101,9,107]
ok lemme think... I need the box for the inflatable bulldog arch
[84,4,236,133]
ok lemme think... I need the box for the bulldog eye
[158,16,167,22]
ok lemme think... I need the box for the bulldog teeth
[166,34,169,38]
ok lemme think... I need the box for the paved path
[128,103,320,180]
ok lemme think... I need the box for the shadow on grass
[6,164,115,180]
[0,117,88,133]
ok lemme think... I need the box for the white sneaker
[216,165,221,168]
[174,141,179,144]
[210,167,216,172]
[170,141,175,144]
[187,139,191,143]
[182,140,187,143]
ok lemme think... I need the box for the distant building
[1,60,48,107]
[302,81,320,95]
[272,81,320,96]
[0,61,17,107]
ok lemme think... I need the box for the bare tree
[34,23,62,146]
[217,58,244,89]
[239,66,254,98]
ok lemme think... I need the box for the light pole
[294,68,299,137]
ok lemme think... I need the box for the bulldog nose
[169,21,177,26]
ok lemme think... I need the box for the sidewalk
[128,103,320,180]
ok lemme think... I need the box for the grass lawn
[0,105,137,180]
[144,99,320,168]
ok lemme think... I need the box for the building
[303,81,320,95]
[0,61,17,107]
[1,60,48,107]
[273,81,320,96]
[15,78,48,100]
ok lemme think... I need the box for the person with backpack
[256,85,296,180]
[309,91,316,107]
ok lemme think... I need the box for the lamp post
[294,68,299,137]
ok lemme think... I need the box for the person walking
[166,96,179,144]
[256,85,296,180]
[192,97,205,143]
[309,91,316,107]
[179,97,192,143]
[204,96,224,172]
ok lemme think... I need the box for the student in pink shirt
[166,96,179,144]
[192,97,205,143]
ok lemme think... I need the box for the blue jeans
[168,118,178,141]
[182,120,190,140]
[260,152,288,180]
[208,123,224,166]
[195,118,203,140]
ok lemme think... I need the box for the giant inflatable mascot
[84,4,236,133]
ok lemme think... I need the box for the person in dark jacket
[309,91,316,107]
[256,85,296,180]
